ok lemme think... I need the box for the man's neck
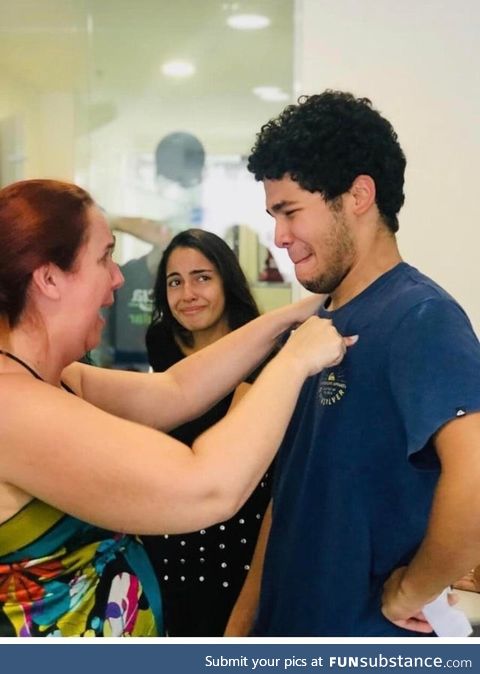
[328,234,402,311]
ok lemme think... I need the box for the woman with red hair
[0,179,353,637]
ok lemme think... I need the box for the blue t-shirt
[254,263,480,636]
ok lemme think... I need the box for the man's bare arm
[109,215,172,248]
[382,412,480,632]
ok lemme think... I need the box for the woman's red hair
[0,179,93,326]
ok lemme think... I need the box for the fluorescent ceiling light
[161,60,195,78]
[253,86,289,102]
[227,14,270,30]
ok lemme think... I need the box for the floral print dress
[0,499,162,636]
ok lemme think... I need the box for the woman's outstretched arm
[1,316,356,535]
[65,295,326,430]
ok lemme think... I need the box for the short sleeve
[388,298,480,465]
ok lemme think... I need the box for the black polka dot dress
[143,325,273,636]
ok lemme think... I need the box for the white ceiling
[0,0,294,154]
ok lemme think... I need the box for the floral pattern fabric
[0,499,162,637]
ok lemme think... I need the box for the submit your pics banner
[1,641,479,674]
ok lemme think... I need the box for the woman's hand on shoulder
[281,316,358,377]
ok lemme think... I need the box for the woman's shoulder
[0,373,90,451]
[0,373,73,422]
[0,374,67,476]
[0,371,46,396]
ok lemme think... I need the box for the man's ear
[31,263,62,300]
[349,175,376,216]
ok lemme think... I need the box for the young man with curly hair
[226,91,480,637]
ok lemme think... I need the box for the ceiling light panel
[253,86,289,102]
[227,13,270,30]
[161,60,195,78]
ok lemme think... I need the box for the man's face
[265,175,356,294]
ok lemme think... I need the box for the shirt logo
[129,288,153,313]
[317,368,347,406]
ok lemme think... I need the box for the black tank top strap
[0,349,43,380]
[60,381,76,394]
[0,349,75,394]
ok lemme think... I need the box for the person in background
[102,131,206,370]
[0,178,353,637]
[226,90,480,637]
[144,229,272,636]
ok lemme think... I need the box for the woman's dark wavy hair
[147,229,259,349]
[248,90,406,233]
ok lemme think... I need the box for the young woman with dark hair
[147,229,259,355]
[0,179,353,637]
[144,230,269,635]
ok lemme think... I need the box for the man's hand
[381,566,434,634]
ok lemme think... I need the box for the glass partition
[0,0,295,368]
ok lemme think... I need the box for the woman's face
[166,246,227,334]
[62,205,124,354]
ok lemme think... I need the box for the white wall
[296,0,480,332]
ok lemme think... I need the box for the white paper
[423,587,472,637]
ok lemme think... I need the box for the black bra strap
[0,349,43,380]
[0,349,75,393]
[61,381,75,394]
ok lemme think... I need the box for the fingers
[395,618,434,634]
[344,335,359,347]
[331,335,358,364]
[452,580,475,592]
[330,334,358,366]
[448,592,459,606]
[324,330,358,366]
[381,608,434,634]
[286,318,358,374]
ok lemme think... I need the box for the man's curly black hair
[248,90,406,233]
